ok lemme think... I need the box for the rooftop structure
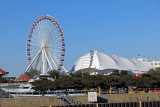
[148,60,160,68]
[0,68,9,79]
[16,73,32,81]
[137,58,160,68]
[73,50,154,75]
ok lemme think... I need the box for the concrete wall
[1,93,160,107]
[104,93,160,103]
[69,93,160,104]
[0,97,68,107]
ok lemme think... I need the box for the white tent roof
[73,50,153,73]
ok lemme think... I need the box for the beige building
[148,60,160,68]
[137,58,160,68]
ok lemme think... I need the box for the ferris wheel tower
[25,15,68,75]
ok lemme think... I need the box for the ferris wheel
[25,15,67,75]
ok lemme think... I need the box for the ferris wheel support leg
[61,66,69,73]
[44,49,53,70]
[48,51,58,70]
[49,51,59,62]
[49,51,68,73]
[25,48,42,73]
[42,48,47,75]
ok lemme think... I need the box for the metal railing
[101,88,160,94]
[1,88,160,98]
[50,101,160,107]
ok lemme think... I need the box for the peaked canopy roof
[73,50,154,74]
[16,73,32,81]
[0,68,9,75]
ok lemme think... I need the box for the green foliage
[81,75,98,88]
[70,72,82,78]
[33,78,55,91]
[118,75,136,88]
[81,74,105,88]
[26,69,39,78]
[0,77,8,83]
[147,68,160,76]
[111,70,120,76]
[103,75,119,88]
[111,70,128,76]
[32,68,160,91]
[54,75,74,89]
[48,70,60,79]
[137,74,160,88]
[72,78,84,89]
[120,70,128,75]
[70,72,90,78]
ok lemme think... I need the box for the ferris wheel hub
[26,15,66,74]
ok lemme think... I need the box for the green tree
[72,78,84,89]
[33,78,55,91]
[111,70,120,76]
[26,69,39,78]
[60,71,67,75]
[48,70,60,79]
[103,75,119,89]
[54,75,74,89]
[118,75,136,88]
[120,70,128,75]
[81,75,103,88]
[138,73,160,88]
[148,68,160,76]
[70,72,89,78]
[70,72,83,78]
[0,77,8,83]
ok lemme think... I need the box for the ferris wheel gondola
[25,15,67,75]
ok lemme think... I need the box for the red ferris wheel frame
[26,15,65,71]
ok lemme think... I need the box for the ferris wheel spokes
[29,42,40,47]
[26,15,67,75]
[48,52,58,70]
[43,49,53,70]
[25,48,42,72]
[50,51,68,73]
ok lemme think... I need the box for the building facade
[148,60,160,68]
[137,58,160,68]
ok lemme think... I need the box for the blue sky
[0,0,160,77]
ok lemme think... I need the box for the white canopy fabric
[73,50,153,74]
